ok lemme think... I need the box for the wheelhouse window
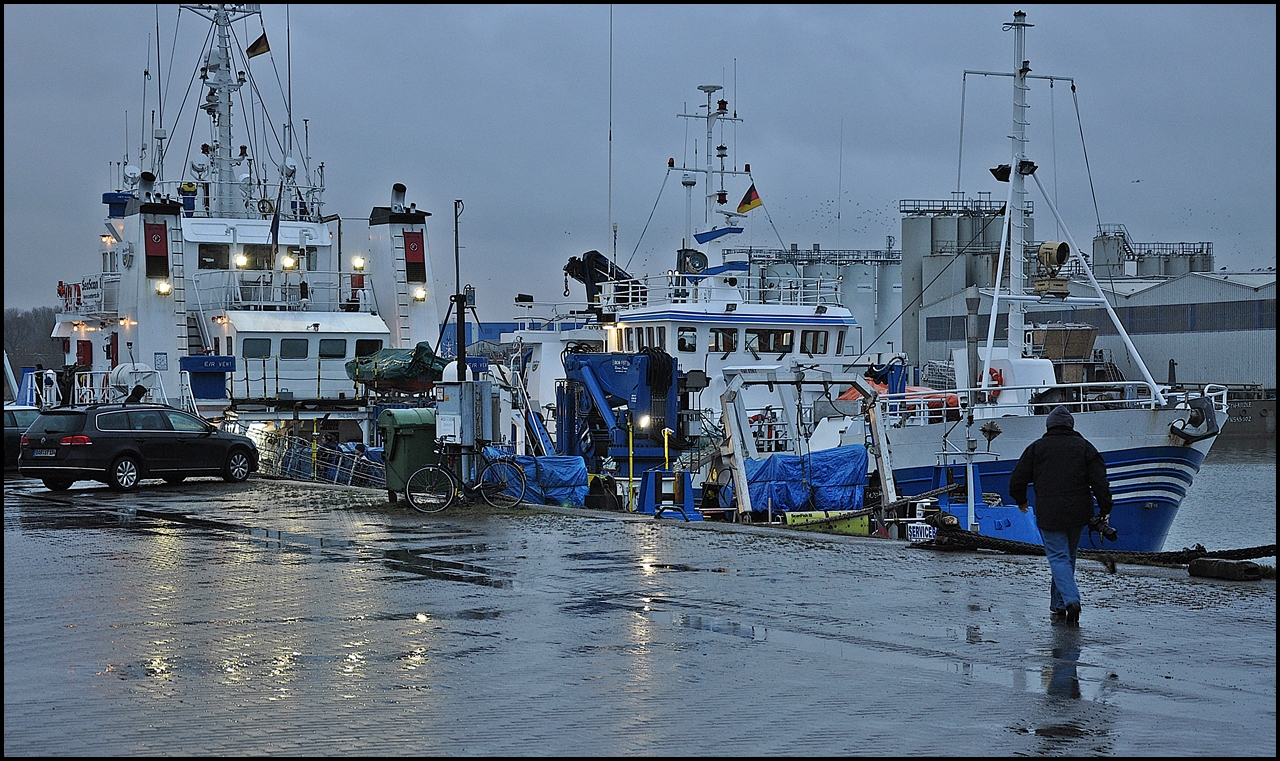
[709,327,738,354]
[800,330,828,356]
[624,328,635,353]
[198,243,230,270]
[241,244,275,270]
[318,339,347,359]
[280,338,309,359]
[677,327,697,352]
[354,339,383,357]
[746,328,793,356]
[242,338,271,358]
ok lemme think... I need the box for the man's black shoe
[1050,608,1065,622]
[1065,602,1081,624]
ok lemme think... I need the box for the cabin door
[76,340,94,368]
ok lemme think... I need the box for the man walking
[1008,405,1113,625]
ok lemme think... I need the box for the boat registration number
[906,523,937,543]
[32,449,58,458]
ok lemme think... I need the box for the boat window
[836,330,845,355]
[242,243,275,270]
[227,337,234,356]
[746,328,793,355]
[165,410,209,432]
[289,245,319,271]
[95,411,130,431]
[280,338,309,359]
[318,339,347,359]
[657,326,666,350]
[198,243,230,270]
[213,336,220,354]
[677,327,697,352]
[355,339,383,357]
[709,327,737,353]
[625,329,634,353]
[645,327,655,349]
[614,327,624,352]
[242,338,271,358]
[801,330,828,356]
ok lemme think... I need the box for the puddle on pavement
[382,548,513,588]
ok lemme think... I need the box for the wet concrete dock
[4,475,1275,756]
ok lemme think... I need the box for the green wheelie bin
[377,408,439,503]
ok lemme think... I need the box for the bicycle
[404,444,528,513]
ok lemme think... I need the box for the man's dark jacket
[1008,425,1113,531]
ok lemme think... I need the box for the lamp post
[625,411,651,512]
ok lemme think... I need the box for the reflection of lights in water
[415,612,429,622]
[640,556,657,575]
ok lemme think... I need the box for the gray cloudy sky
[5,4,1276,322]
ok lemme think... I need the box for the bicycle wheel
[405,465,457,513]
[479,459,527,508]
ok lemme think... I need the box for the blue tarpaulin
[721,445,868,514]
[486,448,589,507]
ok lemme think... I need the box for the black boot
[1065,601,1081,625]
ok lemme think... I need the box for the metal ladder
[391,231,412,348]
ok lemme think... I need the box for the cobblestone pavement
[4,474,1275,756]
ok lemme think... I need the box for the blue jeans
[1039,527,1081,611]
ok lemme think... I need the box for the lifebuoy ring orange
[988,367,1004,400]
[258,198,275,215]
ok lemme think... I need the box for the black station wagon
[18,403,258,492]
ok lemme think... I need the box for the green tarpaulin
[345,341,449,388]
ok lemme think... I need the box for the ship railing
[69,369,169,406]
[869,378,1228,428]
[57,274,121,317]
[228,355,362,402]
[189,270,374,313]
[222,421,386,489]
[728,248,902,266]
[599,272,843,311]
[151,178,326,222]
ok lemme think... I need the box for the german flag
[246,32,270,59]
[737,183,762,214]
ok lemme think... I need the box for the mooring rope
[915,527,1276,567]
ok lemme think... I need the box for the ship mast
[1006,10,1032,356]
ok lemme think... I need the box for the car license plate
[33,449,58,458]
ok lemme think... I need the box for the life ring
[258,198,275,215]
[988,368,1004,400]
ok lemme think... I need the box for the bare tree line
[4,307,62,398]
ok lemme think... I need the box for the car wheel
[223,448,251,482]
[164,476,186,485]
[108,455,142,491]
[42,477,74,492]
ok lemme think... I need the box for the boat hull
[882,406,1222,553]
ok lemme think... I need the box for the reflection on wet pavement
[3,476,1275,756]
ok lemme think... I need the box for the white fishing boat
[502,84,903,466]
[719,11,1228,553]
[45,4,443,444]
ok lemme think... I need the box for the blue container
[179,355,237,373]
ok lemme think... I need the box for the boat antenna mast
[1005,10,1033,358]
[677,85,745,250]
[186,3,256,217]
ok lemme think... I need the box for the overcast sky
[5,4,1276,322]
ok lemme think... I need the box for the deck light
[281,254,297,269]
[413,287,427,302]
[351,256,365,271]
[234,253,249,268]
[155,280,173,296]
